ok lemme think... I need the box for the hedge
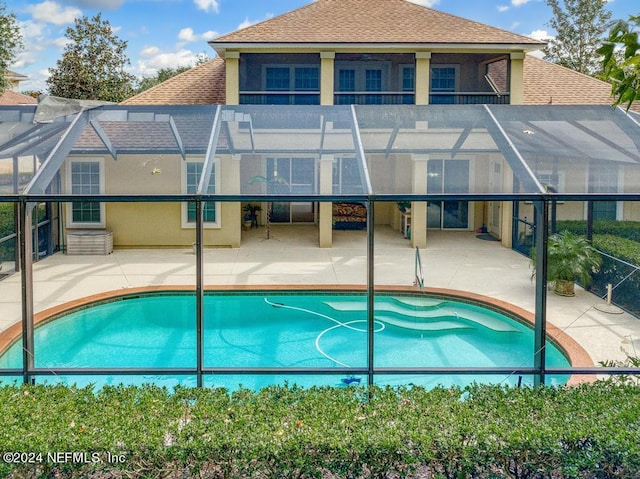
[556,220,640,243]
[0,382,639,478]
[553,223,640,317]
[0,203,14,239]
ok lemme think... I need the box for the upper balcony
[238,53,512,106]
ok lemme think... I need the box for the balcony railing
[239,91,510,105]
[334,92,416,105]
[430,92,510,105]
[240,91,321,105]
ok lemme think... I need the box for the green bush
[552,225,640,316]
[0,382,639,478]
[556,220,640,243]
[0,203,15,239]
[593,234,640,266]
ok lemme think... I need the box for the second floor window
[402,66,415,92]
[335,63,388,104]
[264,66,319,104]
[265,67,290,91]
[431,66,458,104]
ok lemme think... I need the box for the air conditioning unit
[66,230,113,255]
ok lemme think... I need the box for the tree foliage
[135,53,210,94]
[46,13,135,102]
[544,0,612,76]
[599,14,640,111]
[0,1,23,92]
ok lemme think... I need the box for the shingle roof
[211,0,544,47]
[523,55,616,106]
[122,58,226,105]
[0,90,37,105]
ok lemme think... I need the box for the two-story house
[109,0,634,252]
[1,71,37,105]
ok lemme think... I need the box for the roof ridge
[213,1,321,42]
[211,0,545,46]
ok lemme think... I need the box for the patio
[1,226,638,367]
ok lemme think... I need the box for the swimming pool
[0,289,574,389]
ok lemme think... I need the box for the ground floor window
[65,158,105,228]
[182,159,220,228]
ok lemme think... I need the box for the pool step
[325,301,442,317]
[323,300,521,333]
[390,297,446,309]
[375,315,472,331]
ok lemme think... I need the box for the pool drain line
[264,298,385,368]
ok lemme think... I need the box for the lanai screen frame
[1,102,640,387]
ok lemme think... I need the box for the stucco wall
[63,154,242,248]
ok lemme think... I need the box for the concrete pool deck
[0,226,639,368]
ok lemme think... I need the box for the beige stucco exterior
[62,154,242,248]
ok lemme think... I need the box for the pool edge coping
[0,284,594,386]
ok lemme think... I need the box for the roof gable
[211,0,544,47]
[122,58,226,105]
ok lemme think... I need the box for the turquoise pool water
[0,292,570,389]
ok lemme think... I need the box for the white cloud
[497,5,510,12]
[26,1,82,26]
[178,28,197,43]
[19,69,51,93]
[237,17,254,30]
[511,0,531,5]
[140,46,161,57]
[178,27,219,44]
[407,0,440,6]
[527,29,551,58]
[19,20,46,39]
[201,30,218,41]
[529,29,552,41]
[237,13,274,30]
[193,0,219,14]
[135,48,200,76]
[51,36,72,49]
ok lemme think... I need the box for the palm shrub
[544,231,603,296]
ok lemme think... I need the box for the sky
[5,0,638,93]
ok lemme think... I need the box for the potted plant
[397,201,411,213]
[243,203,262,229]
[532,231,602,297]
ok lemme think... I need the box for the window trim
[262,64,320,92]
[430,64,460,92]
[65,157,106,229]
[334,61,391,92]
[399,64,416,92]
[181,157,222,229]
